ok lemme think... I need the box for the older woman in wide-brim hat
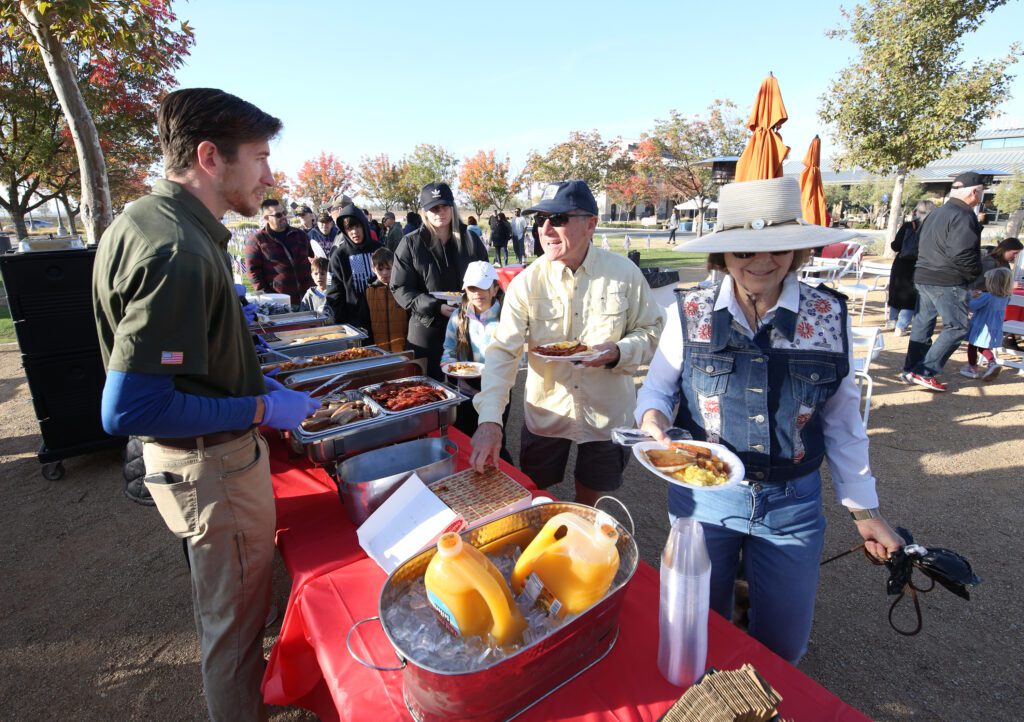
[635,176,903,664]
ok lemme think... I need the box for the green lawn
[597,239,705,269]
[0,304,14,344]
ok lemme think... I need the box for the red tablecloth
[262,430,869,722]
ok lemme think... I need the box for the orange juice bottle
[424,532,526,647]
[511,512,620,618]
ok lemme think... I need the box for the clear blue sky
[174,0,1024,180]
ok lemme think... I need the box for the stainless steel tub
[335,437,459,525]
[348,502,638,722]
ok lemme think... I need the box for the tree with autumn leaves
[293,151,354,211]
[459,150,522,217]
[2,1,194,242]
[639,100,747,236]
[523,130,630,192]
[357,154,405,213]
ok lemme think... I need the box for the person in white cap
[441,260,512,461]
[635,176,903,665]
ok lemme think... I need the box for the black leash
[820,542,925,636]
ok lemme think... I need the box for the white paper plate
[632,440,744,490]
[441,361,484,379]
[430,291,464,305]
[531,350,600,363]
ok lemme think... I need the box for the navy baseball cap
[420,182,455,210]
[951,171,985,188]
[525,179,598,216]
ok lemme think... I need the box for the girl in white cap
[442,261,512,462]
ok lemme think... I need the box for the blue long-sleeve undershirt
[101,370,257,438]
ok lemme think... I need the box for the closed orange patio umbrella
[800,135,827,225]
[735,73,790,182]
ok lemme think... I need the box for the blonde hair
[420,203,464,246]
[984,267,1013,297]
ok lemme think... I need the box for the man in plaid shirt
[245,198,314,307]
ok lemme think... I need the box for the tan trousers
[144,431,275,722]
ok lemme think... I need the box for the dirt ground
[1,285,1021,721]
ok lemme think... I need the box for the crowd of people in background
[242,188,550,379]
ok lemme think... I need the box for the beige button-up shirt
[474,245,663,443]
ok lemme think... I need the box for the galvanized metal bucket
[347,501,638,722]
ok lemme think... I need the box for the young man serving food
[469,180,663,504]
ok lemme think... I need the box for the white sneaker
[893,327,906,337]
[958,365,980,379]
[982,363,1002,382]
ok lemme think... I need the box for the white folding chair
[839,259,891,324]
[995,294,1024,375]
[850,326,883,428]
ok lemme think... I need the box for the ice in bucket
[424,532,526,647]
[511,512,620,618]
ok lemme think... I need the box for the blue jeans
[888,307,914,330]
[668,471,826,664]
[903,283,970,377]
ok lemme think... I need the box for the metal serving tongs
[308,369,352,399]
[611,426,692,446]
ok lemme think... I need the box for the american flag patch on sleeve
[160,351,184,365]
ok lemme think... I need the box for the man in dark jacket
[327,204,382,331]
[901,171,985,391]
[308,211,340,256]
[382,211,405,251]
[245,198,314,307]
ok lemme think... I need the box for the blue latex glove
[254,335,270,350]
[260,388,319,430]
[263,374,286,392]
[242,302,259,325]
[234,283,248,298]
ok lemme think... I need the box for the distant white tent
[674,199,718,211]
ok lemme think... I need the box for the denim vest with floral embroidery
[672,282,850,489]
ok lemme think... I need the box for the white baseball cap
[462,261,499,290]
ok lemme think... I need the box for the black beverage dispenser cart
[0,246,125,479]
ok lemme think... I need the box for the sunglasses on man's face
[536,213,592,227]
[729,250,793,260]
[264,211,287,219]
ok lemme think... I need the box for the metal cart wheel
[41,461,65,481]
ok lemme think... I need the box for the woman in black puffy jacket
[391,182,488,379]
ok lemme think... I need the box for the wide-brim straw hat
[678,177,861,252]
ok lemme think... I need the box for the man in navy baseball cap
[470,177,663,506]
[525,179,599,217]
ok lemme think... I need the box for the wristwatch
[849,507,881,521]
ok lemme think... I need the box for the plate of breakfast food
[633,440,744,490]
[430,291,464,305]
[530,340,598,363]
[441,361,484,378]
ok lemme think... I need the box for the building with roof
[781,128,1024,223]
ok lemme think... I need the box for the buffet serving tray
[261,322,365,348]
[358,376,462,417]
